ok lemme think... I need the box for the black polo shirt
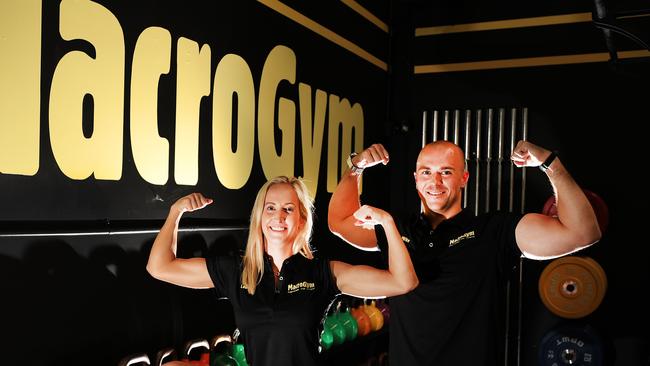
[376,209,522,366]
[206,253,339,366]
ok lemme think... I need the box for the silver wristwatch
[346,153,364,175]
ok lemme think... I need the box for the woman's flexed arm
[146,193,215,289]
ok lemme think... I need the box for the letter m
[326,94,363,192]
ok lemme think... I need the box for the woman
[147,176,417,366]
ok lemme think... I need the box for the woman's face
[261,183,303,245]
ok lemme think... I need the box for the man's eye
[421,170,431,176]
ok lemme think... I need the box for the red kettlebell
[351,301,372,337]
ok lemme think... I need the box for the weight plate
[539,324,604,366]
[538,256,607,319]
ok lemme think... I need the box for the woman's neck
[265,240,293,271]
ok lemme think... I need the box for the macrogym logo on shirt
[449,231,475,247]
[287,281,316,293]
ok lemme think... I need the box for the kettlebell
[320,326,334,350]
[337,301,358,342]
[231,344,248,366]
[210,340,239,366]
[324,309,346,345]
[351,300,372,337]
[363,299,384,332]
[375,298,390,323]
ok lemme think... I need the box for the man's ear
[461,171,470,188]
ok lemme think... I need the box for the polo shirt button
[279,276,284,281]
[428,242,434,247]
[429,230,434,235]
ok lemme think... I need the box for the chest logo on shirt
[287,281,315,293]
[449,231,475,247]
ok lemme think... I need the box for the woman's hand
[353,204,392,230]
[172,193,213,214]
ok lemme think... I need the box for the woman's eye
[284,207,294,213]
[266,206,275,211]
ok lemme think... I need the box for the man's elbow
[582,223,602,246]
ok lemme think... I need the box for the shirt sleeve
[319,258,341,299]
[494,212,524,275]
[205,255,239,299]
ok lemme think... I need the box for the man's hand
[352,143,390,169]
[511,140,552,168]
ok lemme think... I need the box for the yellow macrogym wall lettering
[1,1,366,197]
[175,37,211,185]
[212,54,256,189]
[130,26,171,185]
[0,0,41,175]
[49,0,125,180]
[298,83,327,197]
[258,45,296,180]
[327,95,364,192]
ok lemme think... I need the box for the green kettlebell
[231,344,248,366]
[320,327,334,350]
[210,341,239,366]
[324,312,346,345]
[337,305,358,342]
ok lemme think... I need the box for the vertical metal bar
[520,108,528,214]
[504,278,511,366]
[508,108,517,213]
[453,109,460,145]
[432,110,439,142]
[463,110,471,209]
[497,108,505,211]
[485,108,493,213]
[443,110,450,141]
[516,255,524,366]
[421,110,428,148]
[474,109,482,216]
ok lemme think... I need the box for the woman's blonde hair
[241,176,314,294]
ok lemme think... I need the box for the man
[328,140,601,365]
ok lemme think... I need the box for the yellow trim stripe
[414,50,650,74]
[415,12,593,36]
[257,0,387,71]
[340,0,389,33]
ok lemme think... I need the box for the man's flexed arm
[328,144,390,250]
[512,141,602,259]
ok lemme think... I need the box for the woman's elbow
[406,276,419,292]
[396,276,419,295]
[146,262,166,281]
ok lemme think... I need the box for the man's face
[414,143,469,217]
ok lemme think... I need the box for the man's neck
[423,206,462,229]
